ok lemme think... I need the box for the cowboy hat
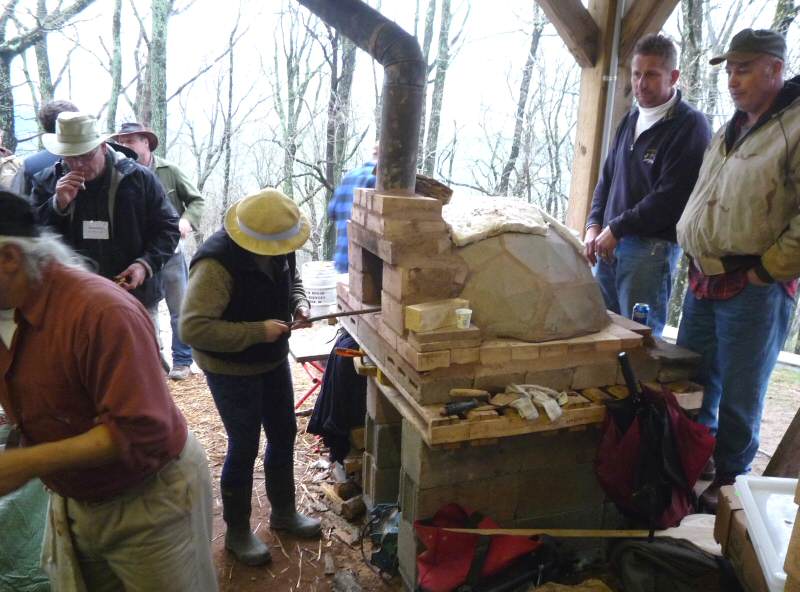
[224,188,310,256]
[110,122,159,152]
[42,112,110,157]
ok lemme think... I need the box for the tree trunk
[417,0,437,170]
[323,35,357,261]
[667,0,705,328]
[34,0,54,103]
[423,0,451,177]
[0,0,95,149]
[106,0,123,133]
[222,28,235,210]
[772,0,798,36]
[497,10,542,196]
[149,0,173,156]
[0,56,13,152]
[680,0,703,107]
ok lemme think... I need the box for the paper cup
[454,308,472,329]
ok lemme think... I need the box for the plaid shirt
[328,161,376,273]
[688,261,799,300]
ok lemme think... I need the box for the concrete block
[401,421,600,491]
[515,464,605,520]
[571,361,618,390]
[397,518,419,590]
[367,378,403,424]
[524,368,574,391]
[363,452,401,505]
[371,423,403,469]
[400,470,519,525]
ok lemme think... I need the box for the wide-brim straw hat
[110,122,159,151]
[224,188,310,256]
[42,112,110,157]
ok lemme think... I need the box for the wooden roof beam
[619,0,681,64]
[536,0,600,68]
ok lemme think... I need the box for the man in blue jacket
[328,146,377,273]
[583,34,711,336]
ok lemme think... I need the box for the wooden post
[564,0,619,233]
[562,0,681,233]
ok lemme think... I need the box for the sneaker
[168,365,191,381]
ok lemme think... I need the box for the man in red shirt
[0,191,217,590]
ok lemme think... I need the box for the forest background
[2,0,799,349]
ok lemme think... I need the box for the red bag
[414,503,540,592]
[596,384,714,529]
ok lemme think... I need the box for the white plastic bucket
[302,260,338,316]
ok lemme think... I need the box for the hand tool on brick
[440,399,483,419]
[289,306,381,329]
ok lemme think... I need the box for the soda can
[631,303,650,326]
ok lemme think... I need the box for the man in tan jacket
[676,29,799,511]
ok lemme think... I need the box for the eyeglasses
[64,145,102,165]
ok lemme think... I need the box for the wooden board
[371,375,703,446]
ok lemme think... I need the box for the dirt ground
[169,362,401,592]
[168,339,800,592]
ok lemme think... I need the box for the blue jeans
[594,236,681,337]
[163,249,193,367]
[205,360,297,489]
[677,283,793,477]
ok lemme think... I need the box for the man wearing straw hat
[30,112,179,320]
[181,188,321,566]
[0,191,217,591]
[111,122,205,382]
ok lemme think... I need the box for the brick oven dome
[444,196,609,342]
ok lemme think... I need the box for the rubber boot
[221,486,272,566]
[265,465,322,538]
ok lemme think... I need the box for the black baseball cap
[710,28,786,65]
[0,192,41,238]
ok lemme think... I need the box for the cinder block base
[363,452,401,505]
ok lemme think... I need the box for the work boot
[699,474,737,514]
[265,465,321,538]
[221,486,272,566]
[168,365,191,381]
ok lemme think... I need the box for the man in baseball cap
[676,30,799,511]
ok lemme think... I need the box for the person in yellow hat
[180,188,320,566]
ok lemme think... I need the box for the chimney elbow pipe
[297,0,425,195]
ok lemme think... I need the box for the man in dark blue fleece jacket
[583,34,711,336]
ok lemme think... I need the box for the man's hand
[747,268,769,287]
[263,319,291,342]
[55,171,86,211]
[0,450,35,496]
[179,218,193,240]
[595,226,619,263]
[114,262,147,291]
[292,306,312,330]
[583,226,601,265]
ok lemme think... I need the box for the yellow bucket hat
[224,188,310,255]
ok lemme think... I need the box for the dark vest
[191,230,295,365]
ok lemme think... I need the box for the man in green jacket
[112,123,205,381]
[676,29,799,511]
